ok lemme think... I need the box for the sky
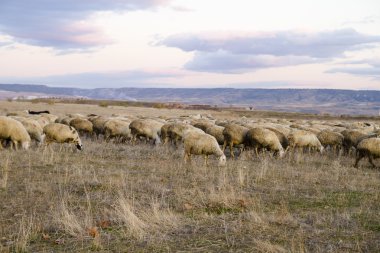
[0,0,379,90]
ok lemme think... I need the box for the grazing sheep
[341,130,374,154]
[317,130,344,152]
[266,127,289,149]
[43,123,82,150]
[32,116,51,128]
[18,118,45,144]
[104,119,131,142]
[354,138,380,168]
[183,131,226,166]
[60,117,74,126]
[129,119,164,145]
[287,130,324,153]
[222,124,249,158]
[161,123,176,145]
[0,116,31,150]
[205,125,225,145]
[245,128,285,157]
[39,113,58,123]
[167,123,203,146]
[69,118,93,137]
[192,120,215,132]
[88,116,109,138]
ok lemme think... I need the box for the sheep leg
[204,155,208,166]
[222,141,227,152]
[11,141,18,150]
[229,142,234,158]
[254,147,259,157]
[354,152,363,168]
[368,154,376,168]
[184,152,191,164]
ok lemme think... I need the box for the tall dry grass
[0,138,378,252]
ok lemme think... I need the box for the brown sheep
[317,130,344,153]
[354,137,380,168]
[222,124,249,158]
[205,125,225,145]
[341,130,375,154]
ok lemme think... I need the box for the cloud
[0,70,179,88]
[326,59,380,78]
[0,0,171,50]
[185,50,319,73]
[158,29,380,73]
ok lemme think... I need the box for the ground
[0,101,379,252]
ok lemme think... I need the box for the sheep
[59,117,74,126]
[32,116,51,128]
[88,116,109,138]
[287,130,324,153]
[0,116,31,150]
[69,118,93,137]
[166,123,202,146]
[39,113,58,123]
[43,123,82,150]
[183,130,226,166]
[317,130,344,153]
[103,119,131,142]
[192,120,215,132]
[161,123,176,145]
[245,128,285,157]
[222,124,249,158]
[266,127,289,149]
[204,125,225,145]
[354,137,380,168]
[18,118,45,144]
[341,130,371,154]
[129,119,164,145]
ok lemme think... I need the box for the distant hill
[1,84,380,116]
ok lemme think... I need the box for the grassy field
[0,101,379,252]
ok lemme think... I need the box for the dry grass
[0,102,379,252]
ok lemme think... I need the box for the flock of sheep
[1,110,380,168]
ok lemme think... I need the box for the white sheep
[183,130,226,166]
[129,119,164,145]
[104,119,131,142]
[18,118,45,144]
[0,116,31,150]
[245,128,285,157]
[43,123,83,150]
[287,130,324,153]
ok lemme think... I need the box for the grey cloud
[160,29,380,58]
[326,59,380,78]
[158,29,380,73]
[0,0,171,50]
[185,50,319,73]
